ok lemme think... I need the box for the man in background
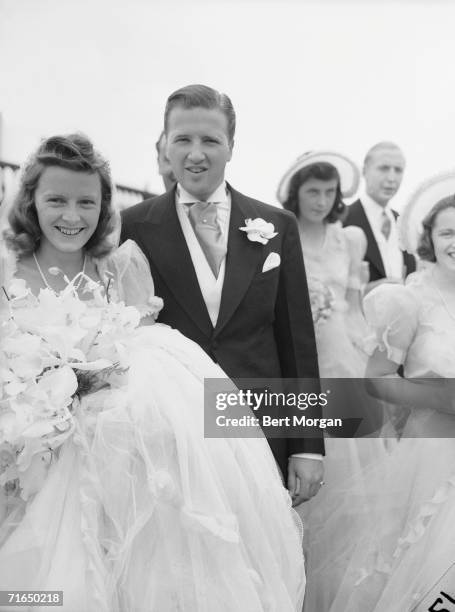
[155,130,176,192]
[344,141,416,289]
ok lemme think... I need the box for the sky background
[1,0,455,209]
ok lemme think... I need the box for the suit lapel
[214,188,263,336]
[356,201,386,278]
[134,190,214,336]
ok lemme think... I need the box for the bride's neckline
[33,252,87,291]
[6,251,108,300]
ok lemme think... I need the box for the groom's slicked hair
[164,84,236,143]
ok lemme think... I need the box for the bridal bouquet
[0,272,156,501]
[307,277,335,327]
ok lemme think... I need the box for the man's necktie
[187,201,227,277]
[381,211,392,241]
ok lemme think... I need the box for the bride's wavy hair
[417,195,455,262]
[4,133,118,257]
[282,162,345,223]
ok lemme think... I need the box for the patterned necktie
[381,211,392,241]
[187,201,227,277]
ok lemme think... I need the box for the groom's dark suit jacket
[344,199,416,282]
[121,185,324,475]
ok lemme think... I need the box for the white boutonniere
[239,218,278,245]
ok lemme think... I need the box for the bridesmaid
[330,172,455,611]
[277,152,390,612]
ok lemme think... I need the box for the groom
[121,84,324,505]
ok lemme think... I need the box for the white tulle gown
[0,240,305,612]
[328,267,455,611]
[299,223,390,612]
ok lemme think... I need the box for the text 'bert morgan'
[215,414,342,429]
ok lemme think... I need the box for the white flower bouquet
[0,272,161,501]
[307,277,335,327]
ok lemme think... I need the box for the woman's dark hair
[5,133,117,257]
[417,194,455,262]
[282,162,345,223]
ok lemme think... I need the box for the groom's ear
[227,139,234,160]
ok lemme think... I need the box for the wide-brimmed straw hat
[276,151,360,204]
[398,170,455,254]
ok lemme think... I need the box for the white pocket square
[262,252,281,273]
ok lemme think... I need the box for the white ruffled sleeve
[363,284,418,364]
[103,240,163,320]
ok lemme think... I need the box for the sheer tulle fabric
[0,243,305,611]
[330,438,455,611]
[329,271,455,611]
[298,223,390,612]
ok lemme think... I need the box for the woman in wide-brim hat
[277,153,368,368]
[277,150,376,380]
[277,152,391,612]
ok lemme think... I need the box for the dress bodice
[300,222,366,310]
[299,222,369,378]
[300,222,350,305]
[1,240,161,319]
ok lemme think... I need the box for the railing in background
[114,182,155,210]
[0,160,155,213]
[0,160,20,212]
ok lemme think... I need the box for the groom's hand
[287,457,324,507]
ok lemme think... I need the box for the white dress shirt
[361,192,404,279]
[176,182,230,327]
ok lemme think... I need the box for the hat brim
[398,171,455,255]
[276,151,360,204]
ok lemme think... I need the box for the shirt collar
[361,190,393,219]
[176,182,228,205]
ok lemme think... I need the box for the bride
[0,134,305,611]
[330,172,455,611]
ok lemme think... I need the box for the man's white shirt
[175,181,322,463]
[176,182,230,327]
[360,192,404,279]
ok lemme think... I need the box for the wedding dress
[330,266,455,611]
[299,222,390,612]
[0,240,305,612]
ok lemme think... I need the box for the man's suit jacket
[344,199,416,282]
[120,185,324,476]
